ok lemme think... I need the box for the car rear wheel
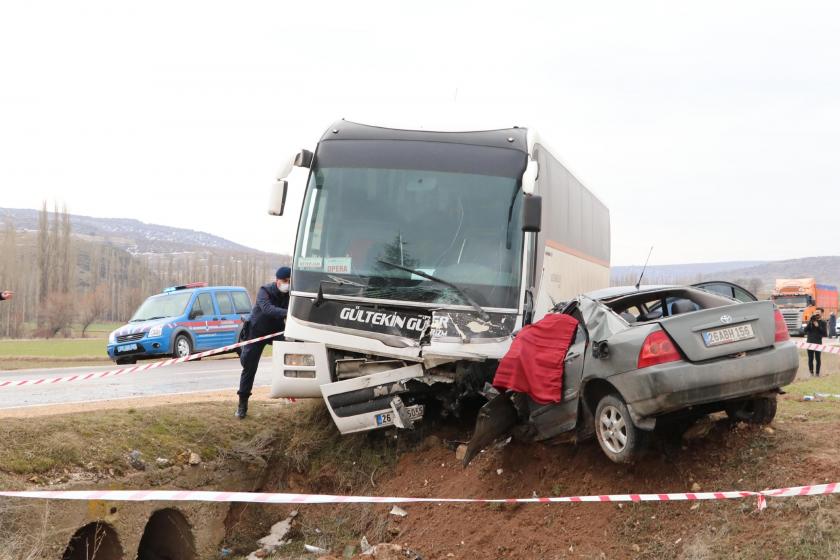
[725,396,777,424]
[173,334,192,359]
[595,394,647,463]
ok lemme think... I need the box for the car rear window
[231,291,252,314]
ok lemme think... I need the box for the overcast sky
[1,1,838,266]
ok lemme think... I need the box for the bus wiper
[313,275,368,307]
[376,259,490,321]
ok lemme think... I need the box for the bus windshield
[292,139,528,309]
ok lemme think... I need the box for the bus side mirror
[268,180,288,216]
[270,149,314,217]
[522,195,542,232]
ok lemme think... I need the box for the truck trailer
[266,120,610,434]
[772,278,838,336]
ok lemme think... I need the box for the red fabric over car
[492,313,580,404]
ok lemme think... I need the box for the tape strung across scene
[795,340,840,354]
[1,482,839,511]
[0,330,287,390]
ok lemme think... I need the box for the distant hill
[611,261,768,285]
[612,257,840,298]
[0,207,259,255]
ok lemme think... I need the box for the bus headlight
[284,354,315,367]
[148,326,163,338]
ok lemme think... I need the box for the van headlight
[108,331,116,344]
[148,326,163,338]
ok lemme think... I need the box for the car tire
[725,396,777,425]
[173,334,193,359]
[115,357,137,365]
[594,393,647,464]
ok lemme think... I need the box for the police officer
[236,267,290,418]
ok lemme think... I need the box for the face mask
[279,283,290,293]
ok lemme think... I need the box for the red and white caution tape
[1,482,838,511]
[795,340,840,354]
[0,331,285,389]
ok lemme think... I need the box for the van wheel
[725,396,777,424]
[595,394,647,463]
[173,334,192,359]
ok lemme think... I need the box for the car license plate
[376,405,424,427]
[116,343,138,353]
[702,323,755,347]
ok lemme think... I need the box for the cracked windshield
[293,140,527,309]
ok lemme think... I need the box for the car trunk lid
[656,301,776,362]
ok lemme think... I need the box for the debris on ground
[188,451,202,465]
[246,511,298,560]
[389,506,408,517]
[682,417,714,441]
[305,544,329,554]
[359,543,422,559]
[155,457,169,467]
[455,444,467,461]
[127,449,146,471]
[360,536,372,554]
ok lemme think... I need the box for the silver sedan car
[465,285,799,464]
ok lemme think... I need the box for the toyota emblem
[720,315,732,324]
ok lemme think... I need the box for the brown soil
[288,399,840,560]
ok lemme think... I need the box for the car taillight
[774,310,790,342]
[638,330,682,369]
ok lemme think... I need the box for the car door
[212,291,239,347]
[188,292,216,350]
[527,321,588,441]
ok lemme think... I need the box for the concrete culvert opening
[137,508,197,560]
[62,522,123,560]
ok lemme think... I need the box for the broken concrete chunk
[155,457,169,467]
[304,544,329,554]
[389,506,408,517]
[455,445,467,462]
[360,536,372,554]
[188,452,202,466]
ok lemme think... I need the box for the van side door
[213,291,240,347]
[188,292,216,350]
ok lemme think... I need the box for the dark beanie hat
[276,266,291,280]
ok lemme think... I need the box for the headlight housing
[108,331,116,344]
[148,325,163,338]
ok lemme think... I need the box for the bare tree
[37,292,75,338]
[78,284,109,337]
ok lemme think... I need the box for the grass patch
[0,401,281,478]
[0,338,108,359]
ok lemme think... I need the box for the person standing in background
[804,307,828,376]
[829,311,837,339]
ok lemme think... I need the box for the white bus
[268,120,610,434]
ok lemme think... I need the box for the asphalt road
[0,356,272,410]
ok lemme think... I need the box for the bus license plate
[117,343,138,353]
[376,405,424,427]
[702,324,755,347]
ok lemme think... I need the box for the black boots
[235,395,249,419]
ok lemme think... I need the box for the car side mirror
[522,195,542,232]
[189,309,201,320]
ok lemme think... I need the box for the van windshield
[292,139,528,310]
[130,292,193,322]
